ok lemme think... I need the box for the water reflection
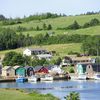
[0,80,100,100]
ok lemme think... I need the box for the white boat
[77,74,86,80]
[28,75,37,82]
[41,74,53,81]
[94,73,100,80]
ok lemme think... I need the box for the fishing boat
[77,74,86,80]
[41,74,53,81]
[16,76,27,83]
[94,73,100,80]
[28,75,37,82]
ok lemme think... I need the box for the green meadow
[0,89,59,100]
[0,14,100,57]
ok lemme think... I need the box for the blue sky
[0,0,100,18]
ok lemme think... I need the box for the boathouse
[15,66,26,77]
[25,66,34,76]
[2,66,15,77]
[34,66,48,74]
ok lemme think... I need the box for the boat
[41,74,53,81]
[93,73,100,80]
[28,75,37,82]
[16,76,27,83]
[77,74,86,80]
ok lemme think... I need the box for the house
[25,66,34,76]
[2,66,15,77]
[23,48,48,56]
[34,66,48,74]
[14,66,26,77]
[74,63,100,79]
[23,48,52,60]
[62,55,92,66]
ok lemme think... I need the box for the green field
[0,43,81,59]
[0,89,59,100]
[2,14,100,36]
[0,14,100,58]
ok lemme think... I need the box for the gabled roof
[26,48,47,52]
[2,66,12,70]
[89,64,100,72]
[13,65,20,70]
[24,66,34,70]
[34,66,48,71]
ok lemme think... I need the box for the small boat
[77,74,86,80]
[16,76,27,83]
[41,74,53,81]
[28,75,37,82]
[94,73,100,80]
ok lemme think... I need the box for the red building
[34,66,48,73]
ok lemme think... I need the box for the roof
[34,66,48,71]
[2,66,12,70]
[72,57,91,61]
[13,65,20,69]
[37,54,52,58]
[26,48,47,52]
[89,64,100,72]
[24,66,34,70]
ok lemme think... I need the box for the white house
[23,48,52,60]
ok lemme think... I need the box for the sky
[0,0,100,18]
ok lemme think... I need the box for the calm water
[0,80,100,100]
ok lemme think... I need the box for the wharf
[0,78,15,82]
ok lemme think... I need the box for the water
[0,80,100,100]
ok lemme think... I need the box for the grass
[0,89,59,100]
[1,14,100,37]
[0,43,81,59]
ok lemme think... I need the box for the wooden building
[2,66,15,77]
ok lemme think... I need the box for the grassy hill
[1,14,100,36]
[0,14,100,58]
[0,43,81,59]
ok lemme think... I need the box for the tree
[43,23,47,30]
[47,24,52,30]
[64,92,80,100]
[55,57,62,65]
[89,18,100,26]
[67,21,80,30]
[36,26,40,31]
[2,51,25,66]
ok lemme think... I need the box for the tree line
[81,35,100,56]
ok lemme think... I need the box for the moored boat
[41,74,53,81]
[93,73,100,80]
[16,76,27,83]
[77,74,86,80]
[28,75,37,82]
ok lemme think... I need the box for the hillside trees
[2,51,25,66]
[81,36,100,56]
[0,28,34,50]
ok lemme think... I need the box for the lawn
[1,14,100,37]
[0,43,81,59]
[0,89,59,100]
